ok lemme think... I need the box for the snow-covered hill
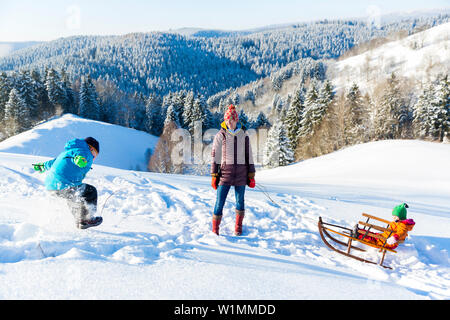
[0,114,158,171]
[330,22,450,93]
[0,116,449,299]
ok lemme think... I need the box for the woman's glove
[386,236,398,246]
[247,172,255,188]
[211,174,219,190]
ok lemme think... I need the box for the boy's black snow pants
[52,183,98,223]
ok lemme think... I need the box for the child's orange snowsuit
[358,219,415,249]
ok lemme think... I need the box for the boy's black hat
[85,137,99,153]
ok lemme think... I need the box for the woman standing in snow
[210,105,256,236]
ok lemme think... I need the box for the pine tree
[129,96,147,131]
[182,91,194,129]
[285,85,305,150]
[253,111,271,129]
[0,72,11,121]
[373,73,405,139]
[413,82,434,138]
[164,105,180,127]
[264,120,294,168]
[313,80,334,128]
[30,69,52,120]
[238,109,250,131]
[429,74,450,141]
[79,75,100,120]
[61,68,76,114]
[171,91,186,127]
[203,100,213,131]
[14,71,38,121]
[189,98,204,135]
[346,83,364,122]
[344,82,366,143]
[298,81,319,137]
[45,68,67,113]
[3,89,31,136]
[145,94,164,136]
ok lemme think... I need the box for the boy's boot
[78,216,103,229]
[73,202,102,229]
[212,214,222,235]
[234,210,245,236]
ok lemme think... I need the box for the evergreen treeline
[0,68,448,174]
[263,73,449,167]
[0,67,275,140]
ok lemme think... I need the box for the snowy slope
[260,140,450,195]
[0,114,159,171]
[0,117,449,299]
[330,22,450,93]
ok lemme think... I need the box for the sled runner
[318,214,397,269]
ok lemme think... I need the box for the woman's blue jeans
[213,185,246,216]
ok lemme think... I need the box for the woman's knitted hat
[224,104,239,122]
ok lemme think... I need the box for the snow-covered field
[0,116,449,300]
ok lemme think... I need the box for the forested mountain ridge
[1,14,448,99]
[0,34,259,98]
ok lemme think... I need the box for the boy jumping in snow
[354,203,415,250]
[33,137,103,229]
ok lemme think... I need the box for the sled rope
[99,189,122,216]
[254,182,319,224]
[98,172,142,216]
[255,183,279,207]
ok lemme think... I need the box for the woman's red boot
[212,214,222,235]
[234,210,245,236]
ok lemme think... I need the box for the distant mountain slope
[0,14,447,98]
[211,20,450,123]
[0,33,260,98]
[0,41,41,58]
[0,114,158,171]
[330,22,450,93]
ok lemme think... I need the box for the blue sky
[0,0,449,41]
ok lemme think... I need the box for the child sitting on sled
[353,203,415,250]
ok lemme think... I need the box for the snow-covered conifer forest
[0,14,448,170]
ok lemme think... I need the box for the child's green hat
[392,203,409,220]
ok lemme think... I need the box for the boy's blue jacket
[43,139,94,190]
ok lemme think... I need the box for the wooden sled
[318,214,397,269]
